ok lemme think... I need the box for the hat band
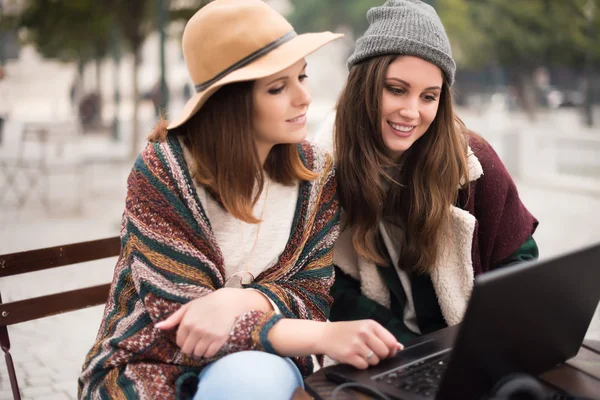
[194,30,298,93]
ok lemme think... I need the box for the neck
[255,141,274,167]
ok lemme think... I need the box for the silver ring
[365,350,375,360]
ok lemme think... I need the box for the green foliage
[287,0,600,70]
[288,0,383,36]
[443,0,600,69]
[14,0,211,64]
[436,0,486,67]
[17,0,112,62]
[14,0,600,72]
[169,0,214,22]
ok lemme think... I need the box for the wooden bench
[0,237,313,400]
[0,237,120,400]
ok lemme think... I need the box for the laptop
[324,243,600,400]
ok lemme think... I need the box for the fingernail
[155,322,165,329]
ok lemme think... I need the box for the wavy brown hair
[149,81,317,224]
[335,55,471,274]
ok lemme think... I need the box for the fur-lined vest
[332,138,538,327]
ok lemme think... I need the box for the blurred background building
[0,0,598,398]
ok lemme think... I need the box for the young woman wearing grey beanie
[327,0,540,344]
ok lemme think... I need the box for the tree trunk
[95,57,102,97]
[583,68,595,127]
[95,57,103,126]
[130,49,140,160]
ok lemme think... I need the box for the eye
[299,73,308,82]
[385,85,405,95]
[268,85,285,95]
[423,94,438,102]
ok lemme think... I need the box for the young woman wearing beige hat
[78,1,402,399]
[315,0,539,345]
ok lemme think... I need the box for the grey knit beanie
[348,0,456,86]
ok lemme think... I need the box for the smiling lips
[287,113,306,125]
[388,120,416,137]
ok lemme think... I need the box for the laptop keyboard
[373,352,450,397]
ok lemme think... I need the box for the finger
[347,355,369,370]
[391,342,404,357]
[203,337,227,359]
[192,337,212,359]
[364,349,380,366]
[176,321,195,350]
[355,342,380,366]
[156,304,189,330]
[176,325,187,349]
[181,331,202,357]
[389,343,400,358]
[365,333,392,359]
[373,323,403,353]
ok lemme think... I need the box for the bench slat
[0,237,120,278]
[0,284,111,326]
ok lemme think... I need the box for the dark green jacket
[330,236,538,343]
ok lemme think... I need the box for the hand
[155,289,244,359]
[317,320,403,369]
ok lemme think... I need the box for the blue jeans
[193,351,304,400]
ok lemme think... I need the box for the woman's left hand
[155,288,247,359]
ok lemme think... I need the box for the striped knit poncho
[78,135,340,399]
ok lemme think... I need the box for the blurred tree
[436,0,487,68]
[288,0,383,37]
[442,0,600,120]
[108,0,211,158]
[461,0,600,66]
[105,0,155,159]
[169,0,214,21]
[104,0,211,158]
[17,0,112,101]
[14,0,210,157]
[288,0,599,121]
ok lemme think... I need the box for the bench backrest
[0,236,120,400]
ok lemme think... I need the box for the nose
[292,82,311,108]
[398,97,419,120]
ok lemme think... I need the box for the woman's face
[380,56,444,159]
[252,59,311,157]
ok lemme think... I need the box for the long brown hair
[149,81,317,224]
[335,55,471,274]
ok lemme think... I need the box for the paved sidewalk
[1,159,126,400]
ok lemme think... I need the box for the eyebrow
[266,63,308,86]
[386,77,442,91]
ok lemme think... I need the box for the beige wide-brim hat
[167,0,343,130]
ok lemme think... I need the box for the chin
[384,139,412,155]
[287,129,308,144]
